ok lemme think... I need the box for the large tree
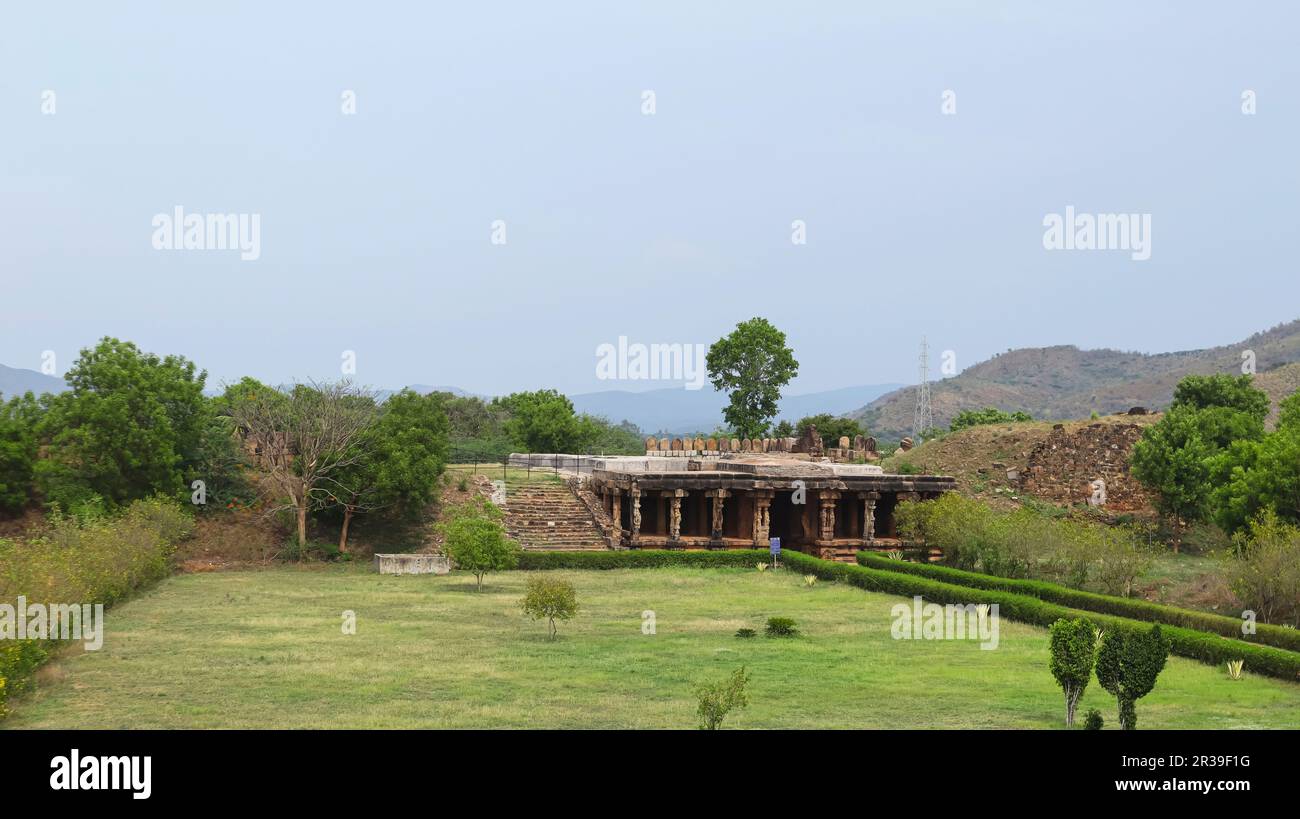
[795,414,862,448]
[328,389,449,552]
[706,318,799,439]
[35,337,208,509]
[233,381,376,549]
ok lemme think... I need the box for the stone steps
[503,482,607,551]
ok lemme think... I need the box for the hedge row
[517,549,768,571]
[855,551,1300,654]
[778,551,1300,682]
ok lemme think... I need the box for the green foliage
[705,317,799,439]
[0,497,193,719]
[795,414,862,448]
[1083,708,1104,730]
[1049,617,1096,726]
[949,407,1032,432]
[771,420,795,438]
[36,338,209,510]
[441,501,517,589]
[1209,413,1300,533]
[695,666,750,730]
[777,549,1300,681]
[764,616,798,637]
[1095,624,1170,730]
[855,550,1300,654]
[734,627,756,639]
[520,575,578,639]
[0,393,43,513]
[1132,374,1269,547]
[496,389,594,453]
[895,493,1150,592]
[1220,511,1300,627]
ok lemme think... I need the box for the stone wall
[1019,423,1152,512]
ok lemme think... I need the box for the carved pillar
[817,490,840,543]
[629,487,641,546]
[752,490,773,547]
[705,489,729,544]
[669,489,686,544]
[859,491,878,543]
[611,490,623,544]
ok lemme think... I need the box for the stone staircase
[504,482,608,551]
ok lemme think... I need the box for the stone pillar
[669,489,686,543]
[752,490,773,547]
[611,490,623,544]
[629,488,642,545]
[706,489,729,544]
[858,491,878,543]
[817,490,840,543]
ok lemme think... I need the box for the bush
[735,628,756,639]
[855,551,1300,655]
[1221,511,1300,628]
[520,575,578,640]
[778,550,1300,681]
[695,666,750,730]
[439,499,517,590]
[1083,709,1104,730]
[765,617,798,637]
[0,497,192,719]
[1097,624,1170,730]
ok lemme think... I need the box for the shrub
[765,617,798,637]
[803,574,817,586]
[695,666,750,730]
[1083,709,1104,730]
[520,576,577,640]
[0,497,192,719]
[735,628,756,639]
[1096,624,1170,730]
[1049,617,1096,727]
[1227,659,1244,680]
[1221,511,1300,628]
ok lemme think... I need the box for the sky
[2,1,1298,397]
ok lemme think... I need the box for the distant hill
[852,319,1300,440]
[0,364,66,400]
[569,383,903,436]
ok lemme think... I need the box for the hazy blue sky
[3,2,1297,396]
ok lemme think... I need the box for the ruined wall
[1019,423,1152,512]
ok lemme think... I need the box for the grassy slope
[7,566,1299,729]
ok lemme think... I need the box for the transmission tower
[912,336,933,442]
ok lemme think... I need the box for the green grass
[7,566,1300,729]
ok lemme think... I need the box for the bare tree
[233,381,377,550]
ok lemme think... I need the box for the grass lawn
[7,566,1300,729]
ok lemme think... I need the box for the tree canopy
[705,318,799,439]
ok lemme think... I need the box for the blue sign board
[769,537,781,556]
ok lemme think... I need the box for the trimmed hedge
[855,552,1300,654]
[778,551,1300,682]
[517,549,767,571]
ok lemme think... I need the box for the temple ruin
[584,436,954,560]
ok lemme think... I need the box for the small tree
[1048,617,1095,727]
[695,666,750,730]
[442,502,517,590]
[520,575,578,639]
[1095,625,1170,730]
